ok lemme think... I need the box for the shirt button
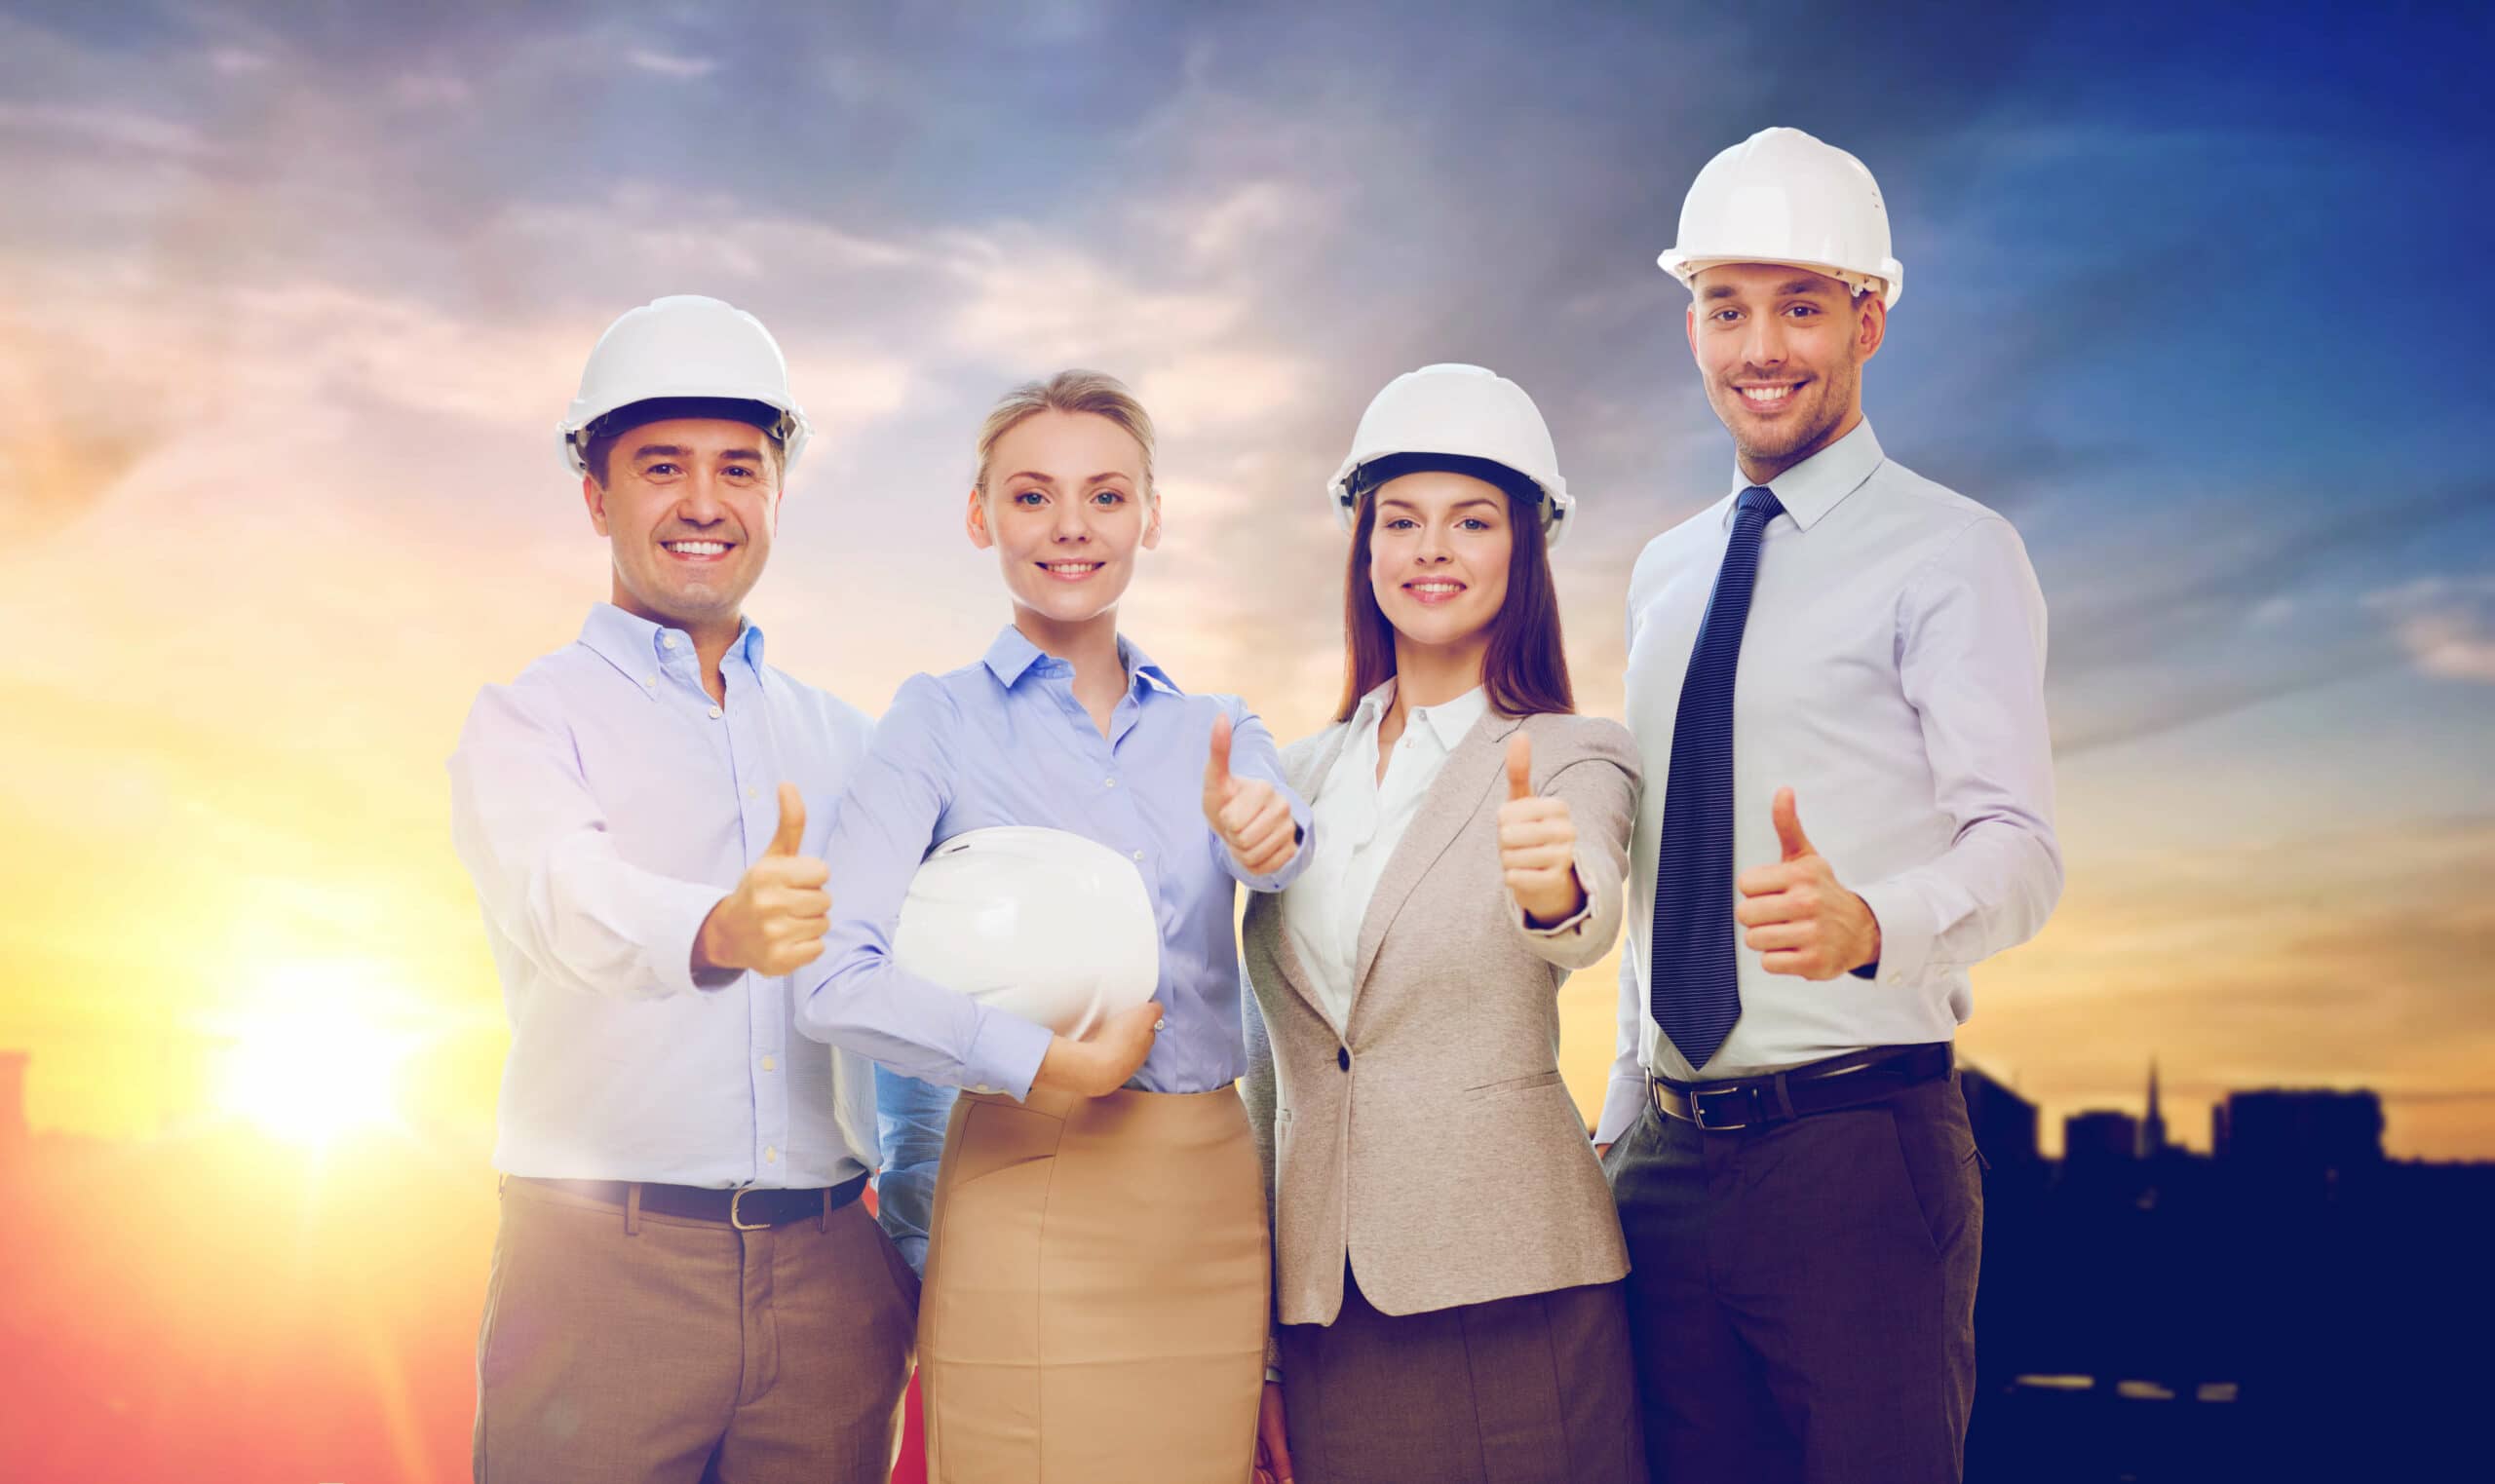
[709,704,724,719]
[1105,777,1117,788]
[764,1146,778,1163]
[662,634,677,650]
[643,675,657,689]
[1132,849,1145,861]
[1887,970,1903,985]
[1337,1046,1351,1072]
[761,1055,777,1072]
[747,785,757,799]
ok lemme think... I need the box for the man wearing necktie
[1598,130,2063,1483]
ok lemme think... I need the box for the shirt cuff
[658,881,738,997]
[1851,876,1935,990]
[1594,1074,1648,1147]
[964,1008,1056,1101]
[1231,796,1315,894]
[1511,859,1595,937]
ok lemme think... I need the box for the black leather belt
[1650,1043,1952,1132]
[515,1171,870,1230]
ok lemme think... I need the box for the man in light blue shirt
[450,295,926,1483]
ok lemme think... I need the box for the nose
[676,469,729,524]
[1414,520,1453,565]
[1741,312,1786,373]
[1051,495,1091,544]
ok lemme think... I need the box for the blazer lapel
[1348,711,1523,1008]
[1262,723,1356,1034]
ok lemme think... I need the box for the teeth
[1739,385,1793,402]
[1408,582,1463,595]
[1047,562,1100,575]
[665,541,727,555]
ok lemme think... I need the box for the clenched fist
[1498,732,1587,928]
[1204,713,1298,877]
[1735,788,1881,979]
[694,782,832,978]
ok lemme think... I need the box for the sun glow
[210,968,424,1149]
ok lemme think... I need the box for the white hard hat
[892,827,1161,1039]
[1658,127,1904,310]
[1325,363,1575,550]
[557,294,813,476]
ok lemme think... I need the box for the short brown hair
[973,369,1157,496]
[1335,463,1575,722]
[583,396,787,486]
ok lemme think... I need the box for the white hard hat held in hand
[892,826,1163,1039]
[1325,362,1575,548]
[557,294,813,476]
[1659,127,1904,309]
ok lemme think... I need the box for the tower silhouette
[2139,1057,2168,1159]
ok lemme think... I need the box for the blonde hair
[973,368,1158,497]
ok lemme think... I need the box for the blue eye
[1014,490,1046,506]
[1460,518,1489,531]
[1093,489,1125,506]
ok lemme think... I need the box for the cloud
[2368,576,2495,683]
[624,49,718,79]
[0,101,212,157]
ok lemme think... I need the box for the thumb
[1773,786,1814,862]
[1205,712,1235,795]
[767,781,807,858]
[1505,731,1533,802]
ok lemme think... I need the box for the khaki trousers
[475,1177,918,1484]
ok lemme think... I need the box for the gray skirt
[1275,1266,1647,1484]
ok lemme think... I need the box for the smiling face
[1687,262,1885,481]
[1367,468,1515,653]
[967,408,1160,627]
[583,415,782,635]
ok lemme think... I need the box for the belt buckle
[729,1188,768,1232]
[1688,1082,1752,1132]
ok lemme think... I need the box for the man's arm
[1851,515,2063,984]
[447,682,738,1000]
[872,1065,956,1274]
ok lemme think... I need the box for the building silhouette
[2215,1087,2384,1173]
[2062,1109,2139,1171]
[1960,1063,2039,1164]
[2137,1059,2168,1159]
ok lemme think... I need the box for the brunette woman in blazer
[1242,364,1645,1484]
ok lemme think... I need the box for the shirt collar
[579,602,765,677]
[1355,677,1490,751]
[980,625,1181,698]
[1719,418,1885,533]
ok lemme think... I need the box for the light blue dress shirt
[873,1067,955,1272]
[449,602,899,1189]
[797,626,1314,1099]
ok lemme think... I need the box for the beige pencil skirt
[916,1084,1268,1484]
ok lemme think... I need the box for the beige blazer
[1241,708,1639,1326]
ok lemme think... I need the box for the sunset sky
[4,1,2491,1159]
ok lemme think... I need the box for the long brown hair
[1334,455,1575,722]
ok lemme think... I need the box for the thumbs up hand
[1734,787,1881,980]
[1498,732,1587,928]
[694,781,834,978]
[1204,712,1299,878]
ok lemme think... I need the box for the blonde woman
[1243,365,1645,1483]
[797,370,1309,1482]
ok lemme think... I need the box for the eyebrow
[1379,497,1503,513]
[630,443,767,464]
[1001,471,1132,485]
[1701,278,1838,302]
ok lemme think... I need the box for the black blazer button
[1337,1046,1351,1071]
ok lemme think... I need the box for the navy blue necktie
[1650,485,1784,1072]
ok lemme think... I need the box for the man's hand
[1498,732,1586,928]
[1735,787,1881,979]
[693,782,831,977]
[1204,713,1297,877]
[1031,1000,1165,1098]
[1254,1380,1295,1484]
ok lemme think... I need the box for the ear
[1685,300,1700,361]
[1140,490,1164,551]
[965,486,993,550]
[583,473,610,536]
[1856,291,1887,363]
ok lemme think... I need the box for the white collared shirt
[1599,420,2062,1143]
[1281,679,1491,1031]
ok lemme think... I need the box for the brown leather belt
[1650,1043,1952,1132]
[514,1171,870,1230]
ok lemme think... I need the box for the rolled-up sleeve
[447,682,729,1001]
[1853,516,2063,984]
[1215,698,1315,894]
[793,676,1056,1097]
